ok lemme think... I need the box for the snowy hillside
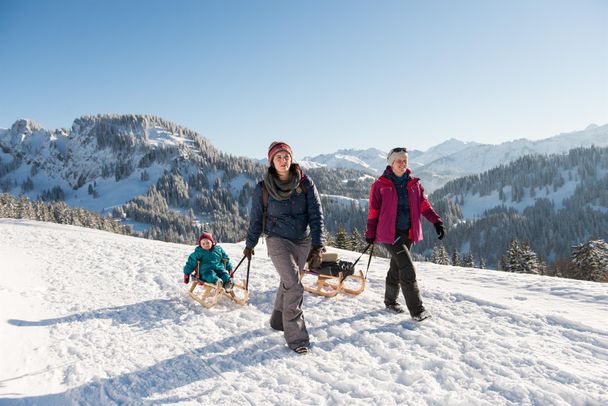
[1,219,607,405]
[0,116,232,213]
[0,115,375,243]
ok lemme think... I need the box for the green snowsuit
[183,245,233,284]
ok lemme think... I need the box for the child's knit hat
[198,232,216,246]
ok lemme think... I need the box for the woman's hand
[434,222,445,240]
[307,245,325,269]
[243,247,255,260]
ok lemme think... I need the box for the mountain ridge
[300,123,608,191]
[0,114,372,243]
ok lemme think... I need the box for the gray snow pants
[266,236,311,350]
[382,230,425,317]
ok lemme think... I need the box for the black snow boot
[385,302,405,314]
[294,346,310,355]
[412,309,431,322]
[223,280,234,293]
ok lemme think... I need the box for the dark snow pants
[266,236,311,350]
[382,230,425,316]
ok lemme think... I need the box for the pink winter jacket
[365,169,442,245]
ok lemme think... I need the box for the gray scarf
[264,164,302,201]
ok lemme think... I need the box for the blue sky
[1,0,606,159]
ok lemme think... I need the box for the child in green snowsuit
[183,232,234,292]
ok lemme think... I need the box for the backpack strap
[261,183,269,235]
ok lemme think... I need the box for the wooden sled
[188,277,249,308]
[188,260,249,308]
[299,252,366,297]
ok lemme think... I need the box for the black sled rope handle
[344,243,374,281]
[363,243,374,280]
[228,256,246,278]
[229,255,251,291]
[352,243,372,268]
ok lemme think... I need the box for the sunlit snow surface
[1,219,607,405]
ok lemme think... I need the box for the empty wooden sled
[299,252,366,297]
[188,259,249,308]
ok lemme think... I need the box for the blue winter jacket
[246,175,324,248]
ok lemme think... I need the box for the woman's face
[391,155,408,177]
[272,151,292,177]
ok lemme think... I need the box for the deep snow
[1,219,607,405]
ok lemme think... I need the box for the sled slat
[188,278,249,308]
[300,269,365,297]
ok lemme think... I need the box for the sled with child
[299,245,372,298]
[188,257,250,308]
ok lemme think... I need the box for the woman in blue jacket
[244,141,325,355]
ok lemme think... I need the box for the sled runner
[188,258,250,308]
[300,252,367,297]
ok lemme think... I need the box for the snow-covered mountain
[0,115,373,242]
[417,124,608,191]
[1,219,607,404]
[300,124,608,191]
[300,148,393,174]
[0,115,238,213]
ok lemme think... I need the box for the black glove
[306,245,325,270]
[365,237,375,245]
[434,222,445,240]
[243,247,255,260]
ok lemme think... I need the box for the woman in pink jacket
[365,147,445,321]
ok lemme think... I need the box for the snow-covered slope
[1,219,607,405]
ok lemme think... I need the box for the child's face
[200,238,213,250]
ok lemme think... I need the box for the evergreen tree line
[430,244,483,268]
[0,193,132,235]
[432,146,608,203]
[417,146,608,269]
[416,200,608,270]
[498,237,608,282]
[427,236,608,282]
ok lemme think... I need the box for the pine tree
[431,244,450,265]
[452,249,462,266]
[570,239,608,282]
[464,253,475,267]
[502,240,520,272]
[350,228,363,252]
[431,245,440,264]
[334,226,351,250]
[323,230,334,247]
[502,240,541,274]
[439,245,450,265]
[519,242,542,274]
